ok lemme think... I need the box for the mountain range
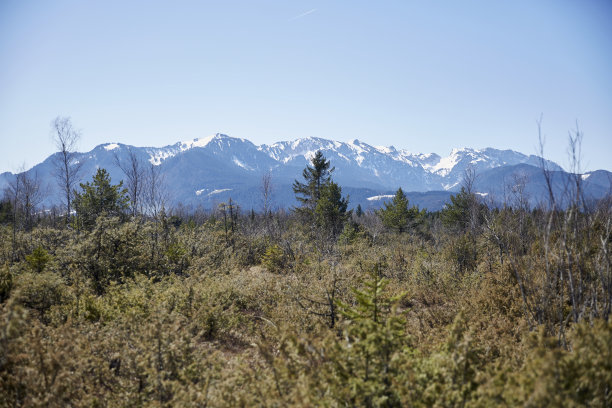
[1,134,610,211]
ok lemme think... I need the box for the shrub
[262,244,285,273]
[13,271,66,320]
[25,246,52,273]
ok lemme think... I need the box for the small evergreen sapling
[25,246,52,273]
[333,264,411,406]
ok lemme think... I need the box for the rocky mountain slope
[1,134,609,211]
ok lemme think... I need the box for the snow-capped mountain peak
[138,135,568,193]
[3,132,591,213]
[147,133,246,165]
[180,133,246,150]
[375,145,396,154]
[180,135,216,150]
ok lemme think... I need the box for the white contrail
[288,8,317,21]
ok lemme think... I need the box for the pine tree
[377,188,423,233]
[73,168,129,230]
[332,265,411,406]
[356,203,363,218]
[315,181,350,238]
[25,246,52,273]
[441,187,480,233]
[292,150,334,213]
[293,151,350,237]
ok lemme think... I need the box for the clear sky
[1,0,611,173]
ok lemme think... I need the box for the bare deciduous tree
[508,173,530,211]
[51,116,83,221]
[5,173,22,261]
[260,171,274,216]
[18,169,44,232]
[114,148,145,216]
[260,171,275,238]
[218,199,239,247]
[4,165,43,259]
[492,121,612,346]
[566,123,585,211]
[143,163,168,219]
[461,166,482,235]
[537,116,557,211]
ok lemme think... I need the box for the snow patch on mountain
[375,145,395,154]
[148,149,176,166]
[104,143,119,151]
[209,188,231,196]
[195,188,232,197]
[182,135,215,150]
[367,194,394,201]
[348,139,367,154]
[337,153,351,162]
[148,134,235,165]
[233,157,254,171]
[443,181,461,190]
[427,152,461,176]
[395,151,418,167]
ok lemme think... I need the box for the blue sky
[1,0,611,172]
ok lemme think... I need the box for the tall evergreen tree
[293,151,351,237]
[315,181,350,238]
[292,150,334,212]
[73,168,129,230]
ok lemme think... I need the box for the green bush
[13,271,67,320]
[25,246,52,273]
[261,244,285,273]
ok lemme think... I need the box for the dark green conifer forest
[1,150,611,407]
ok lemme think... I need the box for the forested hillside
[1,151,611,407]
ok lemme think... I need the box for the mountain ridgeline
[1,134,610,211]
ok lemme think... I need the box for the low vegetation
[0,151,610,407]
